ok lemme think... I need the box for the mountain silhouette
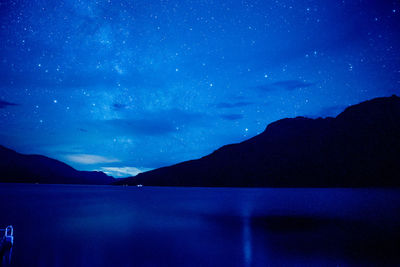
[0,146,114,184]
[115,95,400,187]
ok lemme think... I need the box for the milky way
[0,0,399,177]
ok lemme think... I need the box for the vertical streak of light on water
[241,193,256,267]
[242,216,252,267]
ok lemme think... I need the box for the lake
[0,184,399,266]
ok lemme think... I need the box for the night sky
[0,0,399,177]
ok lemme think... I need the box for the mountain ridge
[115,95,400,187]
[0,145,115,185]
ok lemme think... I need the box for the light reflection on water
[0,184,399,266]
[240,195,254,267]
[242,216,252,267]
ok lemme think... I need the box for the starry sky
[0,0,399,177]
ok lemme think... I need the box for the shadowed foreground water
[0,184,399,266]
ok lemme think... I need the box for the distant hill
[115,95,400,187]
[0,146,115,185]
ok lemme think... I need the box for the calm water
[0,184,399,266]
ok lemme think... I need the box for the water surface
[0,184,399,266]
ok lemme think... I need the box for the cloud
[101,108,207,136]
[220,114,243,120]
[0,100,18,109]
[65,154,120,164]
[99,167,150,178]
[112,103,127,110]
[256,80,315,92]
[312,105,346,118]
[216,101,253,109]
[272,80,314,90]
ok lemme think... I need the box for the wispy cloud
[112,103,127,110]
[256,80,314,92]
[65,154,120,164]
[99,166,150,178]
[311,105,346,118]
[0,100,18,109]
[216,101,253,109]
[100,108,207,136]
[220,114,243,120]
[272,80,314,90]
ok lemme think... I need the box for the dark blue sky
[0,0,399,177]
